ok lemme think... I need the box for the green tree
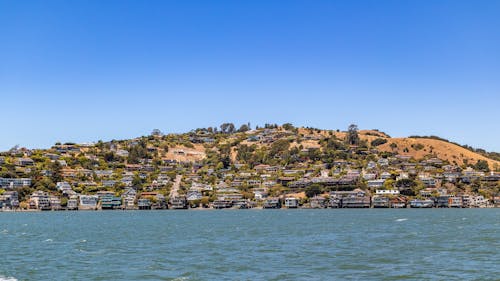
[305,184,322,198]
[475,160,490,172]
[346,124,359,145]
[370,138,387,147]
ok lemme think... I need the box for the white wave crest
[0,276,18,281]
[395,218,408,222]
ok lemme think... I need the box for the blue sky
[1,0,499,151]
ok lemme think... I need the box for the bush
[370,138,387,147]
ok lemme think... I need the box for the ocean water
[0,209,499,281]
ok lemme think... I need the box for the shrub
[370,138,387,147]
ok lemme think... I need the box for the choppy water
[0,209,499,280]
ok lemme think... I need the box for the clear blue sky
[1,0,499,151]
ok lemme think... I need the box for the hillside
[1,123,499,210]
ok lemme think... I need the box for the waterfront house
[122,188,137,210]
[0,191,19,209]
[493,195,500,207]
[284,197,299,208]
[138,198,152,210]
[141,192,166,209]
[328,197,341,208]
[372,196,390,208]
[309,196,327,208]
[101,195,122,210]
[263,198,281,209]
[448,196,463,208]
[79,195,99,210]
[67,195,78,210]
[436,196,451,208]
[390,196,407,208]
[409,199,434,208]
[49,195,61,210]
[213,200,233,209]
[170,196,188,209]
[341,196,371,208]
[29,191,51,210]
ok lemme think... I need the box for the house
[448,196,463,208]
[56,181,72,192]
[141,192,167,209]
[390,196,407,208]
[377,158,389,166]
[0,178,32,189]
[29,191,51,210]
[277,177,295,186]
[380,172,392,180]
[284,197,299,208]
[330,189,367,199]
[138,198,152,210]
[170,196,188,209]
[0,191,19,209]
[79,195,99,210]
[372,196,390,208]
[253,189,268,200]
[67,195,79,210]
[263,198,281,209]
[436,196,451,208]
[341,196,371,208]
[49,195,61,210]
[363,173,377,180]
[328,197,341,208]
[309,196,326,208]
[213,200,233,209]
[367,179,386,188]
[101,195,122,210]
[15,158,34,166]
[493,195,500,207]
[187,191,202,201]
[122,188,137,209]
[409,199,434,208]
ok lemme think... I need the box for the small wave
[80,239,87,243]
[395,218,408,222]
[1,230,8,234]
[0,276,18,281]
[44,239,53,242]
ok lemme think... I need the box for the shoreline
[1,206,498,213]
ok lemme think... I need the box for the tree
[49,161,63,183]
[282,123,295,131]
[151,129,163,136]
[238,123,250,133]
[346,124,359,145]
[220,123,236,134]
[475,160,490,172]
[305,184,322,198]
[370,138,387,147]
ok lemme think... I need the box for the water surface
[1,209,499,280]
